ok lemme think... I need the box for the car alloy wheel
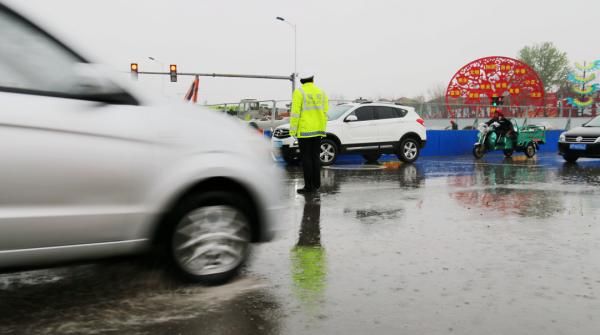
[404,142,417,160]
[172,204,250,280]
[398,138,420,163]
[320,139,337,166]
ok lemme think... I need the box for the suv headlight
[559,132,566,142]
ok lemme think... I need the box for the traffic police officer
[290,74,328,194]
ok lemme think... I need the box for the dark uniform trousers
[298,137,322,190]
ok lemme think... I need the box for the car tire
[525,143,536,158]
[164,191,252,284]
[320,139,338,166]
[362,153,381,163]
[503,149,514,157]
[397,138,420,163]
[473,145,484,159]
[564,153,578,163]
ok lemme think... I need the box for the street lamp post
[276,16,297,93]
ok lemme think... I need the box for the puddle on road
[0,262,273,335]
[348,208,405,223]
[324,165,385,171]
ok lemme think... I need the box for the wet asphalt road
[2,154,600,334]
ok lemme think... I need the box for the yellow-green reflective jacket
[290,83,328,138]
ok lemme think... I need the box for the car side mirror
[345,115,358,122]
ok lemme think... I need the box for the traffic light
[491,96,504,106]
[169,64,177,82]
[130,63,138,80]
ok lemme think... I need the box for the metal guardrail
[413,103,597,120]
[204,99,598,131]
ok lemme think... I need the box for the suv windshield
[585,116,600,127]
[328,104,353,120]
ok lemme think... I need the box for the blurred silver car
[0,3,282,283]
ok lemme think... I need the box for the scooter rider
[485,110,514,144]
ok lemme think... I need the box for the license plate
[273,140,283,148]
[570,143,586,150]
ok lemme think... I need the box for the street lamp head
[148,57,155,61]
[276,16,285,21]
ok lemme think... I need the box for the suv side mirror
[345,115,358,122]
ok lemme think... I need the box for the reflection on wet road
[291,194,325,314]
[2,154,600,334]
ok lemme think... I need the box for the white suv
[272,102,426,165]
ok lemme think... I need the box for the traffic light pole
[134,71,296,94]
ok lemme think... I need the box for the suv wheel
[166,191,251,284]
[397,138,420,163]
[320,139,338,166]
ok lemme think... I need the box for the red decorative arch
[445,56,545,118]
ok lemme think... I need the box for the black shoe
[297,188,315,194]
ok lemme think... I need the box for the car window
[328,104,353,120]
[376,106,409,119]
[352,106,375,121]
[376,107,399,119]
[396,108,408,117]
[0,8,83,95]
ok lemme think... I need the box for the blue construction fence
[420,129,562,156]
[268,130,563,162]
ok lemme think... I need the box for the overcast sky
[5,0,599,104]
